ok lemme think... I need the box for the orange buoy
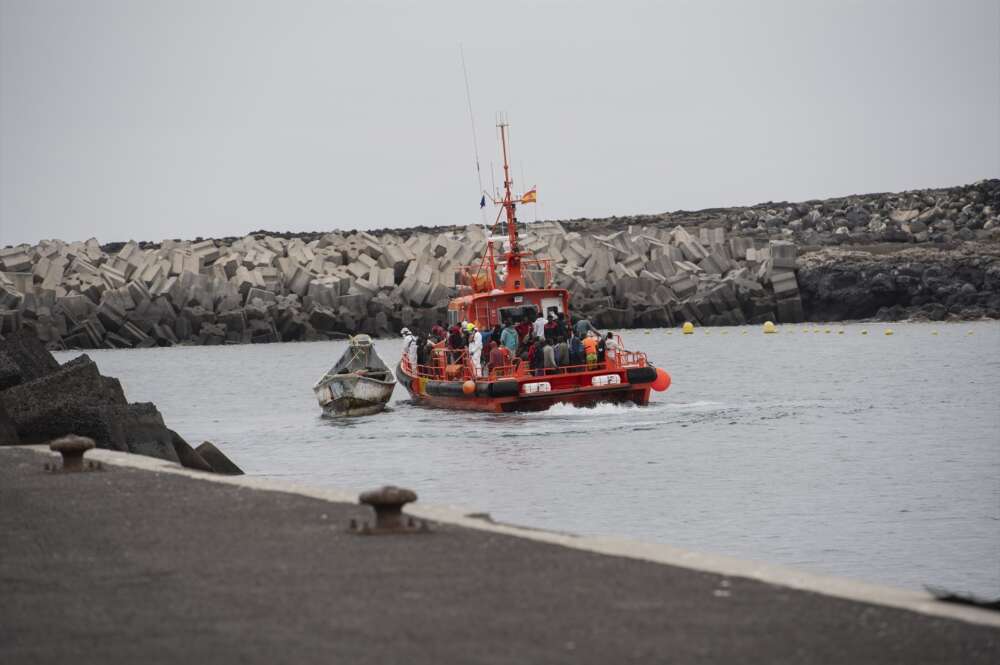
[462,380,476,395]
[652,368,672,392]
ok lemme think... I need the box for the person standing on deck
[604,332,619,365]
[401,328,417,370]
[468,325,484,377]
[500,320,519,356]
[533,312,547,340]
[582,332,598,369]
[542,339,557,375]
[554,337,570,368]
[568,331,584,369]
[574,316,599,340]
[487,340,505,376]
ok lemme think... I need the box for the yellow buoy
[861,330,868,335]
[644,330,651,334]
[931,331,938,336]
[762,321,777,334]
[682,322,694,335]
[837,330,844,335]
[667,331,673,335]
[813,328,821,334]
[824,329,831,334]
[741,330,748,335]
[967,331,974,336]
[720,330,728,335]
[884,329,894,336]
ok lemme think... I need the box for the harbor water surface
[56,321,1000,595]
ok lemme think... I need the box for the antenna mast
[498,117,525,290]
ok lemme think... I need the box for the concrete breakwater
[0,180,998,349]
[0,329,241,471]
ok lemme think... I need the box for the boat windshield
[497,304,538,324]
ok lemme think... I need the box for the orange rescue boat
[396,120,671,412]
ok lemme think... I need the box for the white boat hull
[314,373,395,417]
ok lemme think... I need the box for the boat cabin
[448,288,570,329]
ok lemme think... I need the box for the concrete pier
[1,446,997,664]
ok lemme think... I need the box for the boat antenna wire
[459,44,486,224]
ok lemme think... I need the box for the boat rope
[459,44,486,224]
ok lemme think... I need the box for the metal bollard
[350,485,429,535]
[47,435,99,473]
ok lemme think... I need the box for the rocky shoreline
[0,179,997,349]
[0,329,241,470]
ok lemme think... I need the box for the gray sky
[1,0,997,246]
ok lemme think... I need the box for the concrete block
[770,240,798,269]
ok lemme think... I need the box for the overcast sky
[1,0,997,246]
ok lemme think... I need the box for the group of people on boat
[401,311,621,380]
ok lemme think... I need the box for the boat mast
[498,121,524,290]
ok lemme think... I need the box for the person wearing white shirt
[604,332,619,365]
[533,313,547,339]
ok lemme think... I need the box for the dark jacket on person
[554,340,570,367]
[569,335,584,365]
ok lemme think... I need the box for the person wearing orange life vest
[582,332,598,368]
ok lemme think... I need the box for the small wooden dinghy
[313,335,396,417]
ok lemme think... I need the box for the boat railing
[402,334,648,383]
[519,258,553,289]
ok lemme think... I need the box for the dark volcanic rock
[122,402,181,464]
[0,351,22,391]
[0,330,60,384]
[0,355,129,447]
[171,430,214,472]
[797,244,1000,322]
[195,441,244,475]
[0,400,19,445]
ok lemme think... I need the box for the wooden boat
[396,120,671,413]
[314,335,396,417]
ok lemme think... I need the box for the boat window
[448,310,459,326]
[497,305,538,324]
[540,297,563,318]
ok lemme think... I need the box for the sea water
[56,320,1000,595]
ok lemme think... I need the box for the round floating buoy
[644,330,651,334]
[837,330,844,335]
[462,380,476,395]
[652,368,672,392]
[932,331,938,336]
[824,329,831,334]
[721,330,728,335]
[741,330,748,335]
[884,329,894,336]
[762,321,776,334]
[682,322,694,335]
[861,330,868,335]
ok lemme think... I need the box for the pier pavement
[1,446,997,664]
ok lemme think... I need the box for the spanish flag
[521,186,537,204]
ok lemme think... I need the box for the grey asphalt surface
[1,447,997,664]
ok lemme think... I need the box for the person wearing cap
[401,327,417,370]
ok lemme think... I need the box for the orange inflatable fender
[462,380,476,395]
[652,368,671,392]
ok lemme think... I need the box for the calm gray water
[56,321,1000,595]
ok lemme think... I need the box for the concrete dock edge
[13,444,998,630]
